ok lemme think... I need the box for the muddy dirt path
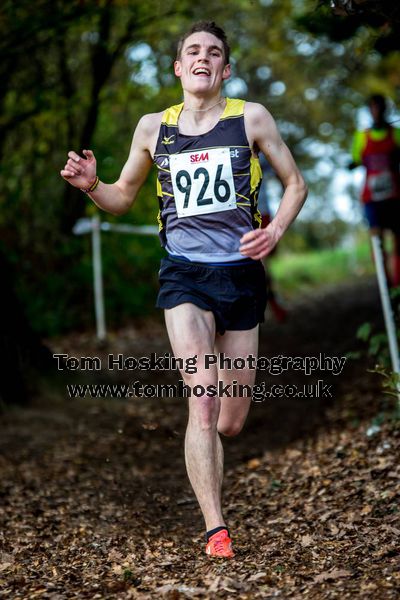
[1,277,399,599]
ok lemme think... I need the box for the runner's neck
[179,95,226,134]
[372,119,389,130]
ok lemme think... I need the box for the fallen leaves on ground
[0,279,399,598]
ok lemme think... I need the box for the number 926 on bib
[169,147,237,218]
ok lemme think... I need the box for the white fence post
[73,218,159,341]
[91,215,106,342]
[371,235,400,403]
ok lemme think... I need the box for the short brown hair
[176,21,230,65]
[368,94,386,113]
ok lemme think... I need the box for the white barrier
[72,221,400,404]
[73,216,159,341]
[371,235,400,403]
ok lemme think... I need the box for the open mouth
[193,68,211,76]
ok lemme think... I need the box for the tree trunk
[0,251,54,405]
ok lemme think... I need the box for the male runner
[350,94,400,286]
[60,21,307,558]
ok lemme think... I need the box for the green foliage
[296,0,400,97]
[280,218,355,252]
[369,365,400,402]
[356,300,400,370]
[270,239,374,296]
[356,296,400,402]
[356,321,372,342]
[99,231,164,327]
[298,1,400,55]
[356,321,390,366]
[1,0,399,335]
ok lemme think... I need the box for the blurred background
[1,3,400,595]
[0,0,399,401]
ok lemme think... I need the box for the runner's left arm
[240,103,308,260]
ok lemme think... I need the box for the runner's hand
[240,225,279,260]
[60,150,97,190]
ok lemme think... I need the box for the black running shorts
[156,255,268,335]
[364,198,400,233]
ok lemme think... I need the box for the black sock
[206,526,229,542]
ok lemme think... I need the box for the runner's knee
[189,395,219,432]
[217,420,244,437]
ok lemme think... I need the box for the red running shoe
[205,529,235,558]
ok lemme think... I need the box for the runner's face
[174,31,231,94]
[369,100,385,123]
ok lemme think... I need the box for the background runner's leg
[164,303,225,532]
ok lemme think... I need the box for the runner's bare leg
[164,304,259,531]
[165,303,224,530]
[215,326,259,436]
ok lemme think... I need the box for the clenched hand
[240,225,280,260]
[60,150,97,190]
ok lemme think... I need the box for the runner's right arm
[60,114,160,215]
[348,130,365,169]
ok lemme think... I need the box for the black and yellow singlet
[153,98,262,263]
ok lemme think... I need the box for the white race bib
[369,171,395,202]
[170,147,237,218]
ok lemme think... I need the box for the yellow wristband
[81,176,99,194]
